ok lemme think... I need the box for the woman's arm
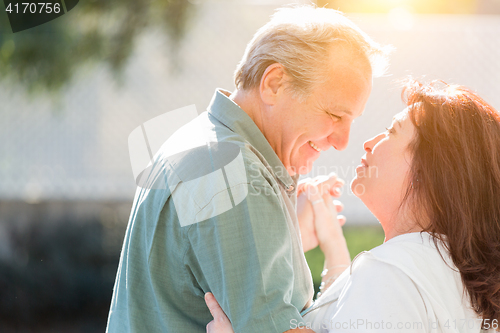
[304,184,351,296]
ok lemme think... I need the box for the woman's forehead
[392,108,410,124]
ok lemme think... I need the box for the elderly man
[106,5,388,333]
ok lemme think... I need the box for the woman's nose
[363,139,372,153]
[363,133,384,153]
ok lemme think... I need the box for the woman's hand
[305,184,351,290]
[297,174,345,252]
[205,292,234,333]
[304,183,346,248]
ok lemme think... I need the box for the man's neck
[230,89,289,175]
[230,89,264,133]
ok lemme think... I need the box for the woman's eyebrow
[391,117,403,128]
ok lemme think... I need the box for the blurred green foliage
[305,225,386,295]
[0,0,195,95]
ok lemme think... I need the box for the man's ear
[259,63,286,106]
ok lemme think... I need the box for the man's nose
[328,122,351,151]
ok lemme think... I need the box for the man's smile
[308,141,322,152]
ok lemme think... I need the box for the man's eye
[327,112,342,121]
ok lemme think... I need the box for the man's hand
[297,174,346,252]
[205,293,234,333]
[205,292,317,333]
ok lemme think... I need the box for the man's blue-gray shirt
[106,89,314,333]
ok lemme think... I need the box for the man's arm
[188,179,310,333]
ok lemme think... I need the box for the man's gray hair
[234,5,391,100]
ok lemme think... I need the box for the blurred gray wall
[1,0,499,225]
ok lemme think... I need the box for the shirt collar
[207,89,297,193]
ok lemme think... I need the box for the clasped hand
[296,173,346,253]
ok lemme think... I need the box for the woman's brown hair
[402,80,500,324]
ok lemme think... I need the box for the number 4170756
[6,3,61,14]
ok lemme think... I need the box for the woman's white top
[301,232,484,333]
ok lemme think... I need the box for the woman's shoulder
[355,232,455,287]
[306,233,479,332]
[366,232,448,266]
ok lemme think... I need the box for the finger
[315,174,345,197]
[337,215,346,227]
[328,178,345,196]
[312,174,332,185]
[330,183,344,197]
[205,293,227,323]
[206,321,214,333]
[322,196,342,216]
[313,174,340,189]
[306,185,336,219]
[305,184,323,203]
[332,200,344,213]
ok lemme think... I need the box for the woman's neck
[380,208,425,242]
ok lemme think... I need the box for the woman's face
[351,108,416,222]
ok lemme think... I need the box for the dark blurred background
[1,0,500,331]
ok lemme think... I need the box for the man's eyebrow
[331,106,353,116]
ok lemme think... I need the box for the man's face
[272,59,373,176]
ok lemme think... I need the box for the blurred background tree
[1,0,498,96]
[0,0,195,95]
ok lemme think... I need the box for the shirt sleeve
[186,180,305,333]
[325,254,429,333]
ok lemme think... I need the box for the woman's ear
[259,63,286,106]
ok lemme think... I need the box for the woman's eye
[385,127,395,134]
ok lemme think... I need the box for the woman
[204,80,500,332]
